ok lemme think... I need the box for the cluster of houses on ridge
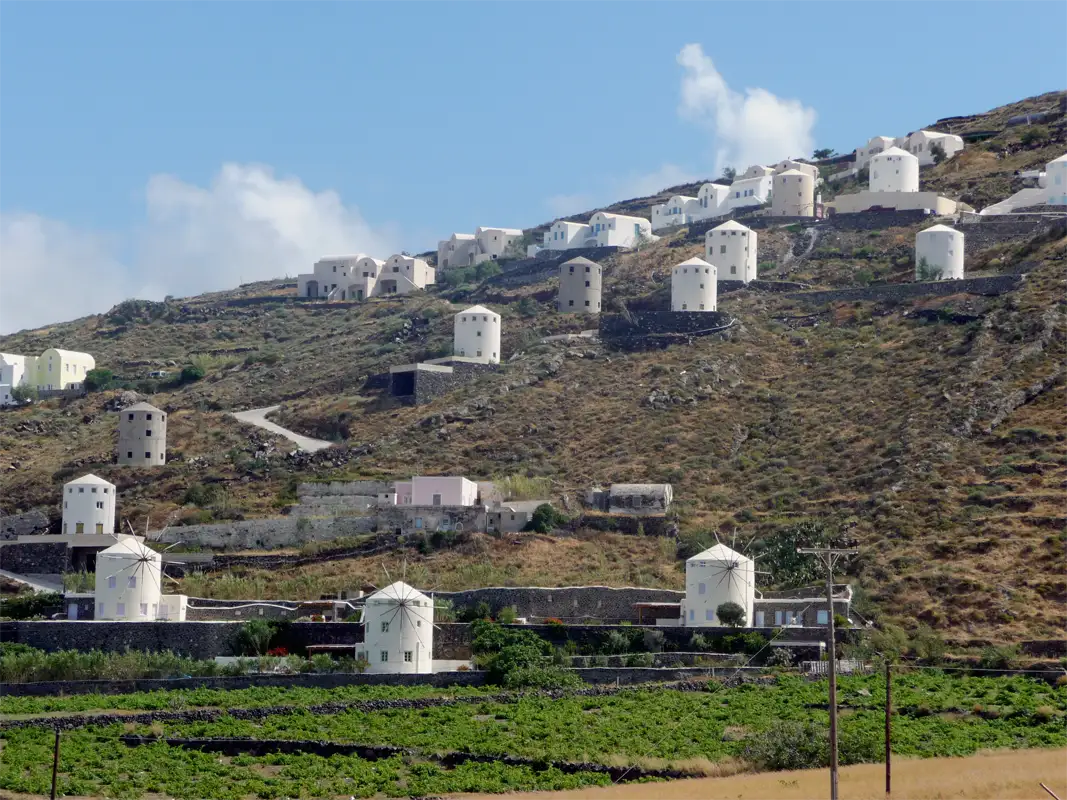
[1,348,96,405]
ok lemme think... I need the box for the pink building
[393,477,479,507]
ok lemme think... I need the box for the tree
[180,364,205,383]
[721,166,737,183]
[916,256,943,282]
[930,142,947,164]
[85,368,114,392]
[813,148,836,160]
[716,601,747,628]
[526,504,564,534]
[235,619,276,656]
[10,385,38,403]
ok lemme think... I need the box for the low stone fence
[785,274,1023,305]
[159,515,377,550]
[823,209,932,230]
[487,247,620,288]
[600,310,735,350]
[566,514,678,538]
[961,217,1065,255]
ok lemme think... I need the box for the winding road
[231,406,333,453]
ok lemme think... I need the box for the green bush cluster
[471,620,580,689]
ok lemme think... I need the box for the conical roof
[675,257,713,269]
[776,168,806,177]
[918,224,958,234]
[125,401,163,413]
[65,473,114,487]
[365,581,430,604]
[561,256,598,268]
[710,220,752,232]
[687,543,753,565]
[457,305,498,318]
[873,146,915,159]
[100,536,157,560]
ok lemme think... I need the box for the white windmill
[360,563,441,674]
[682,532,767,628]
[94,516,186,621]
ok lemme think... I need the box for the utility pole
[798,545,857,800]
[50,727,61,800]
[885,660,892,799]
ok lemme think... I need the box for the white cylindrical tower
[62,474,116,535]
[454,305,501,364]
[915,224,965,280]
[361,582,434,674]
[870,146,919,193]
[683,544,755,627]
[771,169,816,217]
[117,402,167,466]
[705,220,758,283]
[671,257,717,311]
[557,257,603,314]
[94,537,163,621]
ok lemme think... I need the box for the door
[67,603,79,620]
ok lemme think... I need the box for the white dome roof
[674,257,714,269]
[365,581,430,604]
[918,224,958,234]
[872,146,916,160]
[65,473,114,487]
[710,220,752,232]
[457,305,498,318]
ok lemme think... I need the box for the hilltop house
[826,147,964,216]
[297,254,434,300]
[394,477,479,507]
[899,130,965,166]
[726,165,774,211]
[539,213,656,252]
[437,227,523,269]
[1,348,95,404]
[651,195,701,232]
[770,169,817,217]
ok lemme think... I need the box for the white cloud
[677,43,817,173]
[0,164,399,334]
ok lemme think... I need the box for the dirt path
[457,747,1067,800]
[231,405,332,452]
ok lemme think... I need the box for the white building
[870,147,920,193]
[705,220,758,283]
[651,195,700,232]
[437,227,523,269]
[454,305,501,364]
[296,254,367,300]
[542,220,593,251]
[771,169,816,217]
[360,582,434,674]
[62,474,116,535]
[1,349,96,403]
[1047,153,1067,205]
[378,254,436,295]
[899,130,965,167]
[855,136,898,170]
[394,476,479,507]
[915,224,965,281]
[727,165,774,212]
[94,537,162,621]
[558,256,603,314]
[588,212,655,248]
[681,543,755,628]
[671,257,717,312]
[771,159,821,184]
[695,182,730,220]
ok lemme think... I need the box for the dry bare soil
[456,747,1067,800]
[1,92,1065,642]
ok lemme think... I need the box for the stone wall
[438,587,685,623]
[488,247,620,289]
[376,505,487,536]
[0,541,69,575]
[823,209,932,230]
[0,509,52,540]
[960,217,1065,255]
[568,514,678,538]
[389,362,497,406]
[785,274,1023,305]
[600,311,734,350]
[158,515,377,551]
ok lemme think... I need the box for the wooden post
[885,661,892,799]
[50,728,61,800]
[826,574,839,800]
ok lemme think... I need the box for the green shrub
[743,720,829,770]
[496,605,519,625]
[0,592,63,620]
[525,504,566,534]
[235,619,277,656]
[180,364,205,383]
[979,644,1019,670]
[85,368,114,392]
[1020,125,1049,145]
[458,601,492,623]
[716,601,746,628]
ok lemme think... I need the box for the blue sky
[1,1,1064,332]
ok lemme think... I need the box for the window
[568,265,574,273]
[127,452,133,459]
[817,610,829,625]
[706,609,715,621]
[568,300,574,307]
[681,303,687,310]
[720,245,726,254]
[688,609,695,621]
[139,603,148,617]
[731,266,737,274]
[476,330,482,337]
[96,501,104,509]
[414,517,423,529]
[116,603,125,616]
[91,487,97,494]
[97,603,104,616]
[584,300,590,306]
[432,493,441,506]
[699,283,704,289]
[698,582,706,595]
[128,576,137,588]
[79,487,85,494]
[699,303,705,310]
[774,610,783,626]
[146,430,152,437]
[146,413,152,420]
[404,651,413,662]
[584,280,590,287]
[96,523,103,533]
[108,576,117,589]
[145,452,151,459]
[755,611,765,627]
[103,488,108,494]
[381,621,390,633]
[380,651,389,662]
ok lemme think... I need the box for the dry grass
[456,747,1067,800]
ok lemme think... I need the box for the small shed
[607,484,673,515]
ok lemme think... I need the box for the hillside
[1,91,1065,642]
